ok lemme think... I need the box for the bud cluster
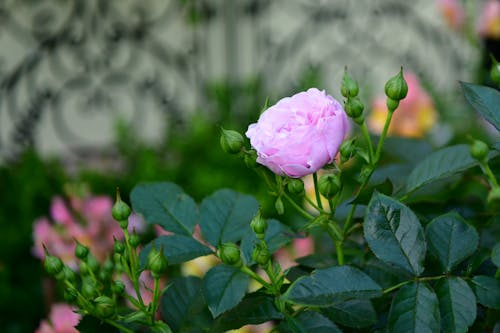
[384,68,408,112]
[341,68,365,125]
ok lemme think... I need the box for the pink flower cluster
[33,194,144,269]
[35,303,81,333]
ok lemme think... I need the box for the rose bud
[287,178,305,195]
[220,128,244,154]
[341,68,359,98]
[219,242,241,266]
[112,189,131,225]
[250,211,268,237]
[94,296,115,318]
[318,174,341,199]
[385,68,408,106]
[470,139,489,162]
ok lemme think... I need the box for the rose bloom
[477,0,500,39]
[368,72,437,138]
[246,88,349,178]
[35,303,81,333]
[437,0,465,31]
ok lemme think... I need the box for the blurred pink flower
[35,303,81,333]
[274,236,315,271]
[33,193,145,269]
[437,0,465,31]
[477,0,500,39]
[368,72,437,138]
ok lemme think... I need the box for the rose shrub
[246,88,348,178]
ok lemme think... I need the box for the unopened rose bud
[252,246,271,267]
[470,139,489,162]
[219,242,241,266]
[114,238,125,254]
[112,189,131,225]
[63,266,76,283]
[287,178,304,195]
[94,296,115,318]
[341,68,359,98]
[74,240,89,260]
[43,250,64,276]
[86,254,100,273]
[250,211,267,237]
[220,128,244,154]
[64,286,78,303]
[129,231,140,248]
[82,278,98,299]
[340,138,355,163]
[318,174,341,199]
[386,98,400,112]
[345,97,364,118]
[148,245,168,278]
[275,197,285,215]
[385,68,408,102]
[487,187,500,209]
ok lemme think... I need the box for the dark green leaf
[199,189,259,246]
[388,282,440,333]
[139,235,212,268]
[211,291,283,332]
[241,219,293,265]
[383,137,434,164]
[321,299,377,328]
[425,213,479,272]
[471,275,500,309]
[492,243,500,267]
[436,277,476,333]
[279,311,343,333]
[282,265,382,306]
[461,81,500,131]
[364,193,426,276]
[404,144,499,195]
[131,182,198,236]
[160,276,212,333]
[203,264,249,317]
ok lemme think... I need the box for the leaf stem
[150,277,161,324]
[313,172,324,210]
[104,319,135,333]
[240,266,273,290]
[361,122,375,163]
[374,110,394,163]
[480,161,499,188]
[282,193,314,220]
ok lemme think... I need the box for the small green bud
[384,68,408,101]
[148,246,168,278]
[487,187,500,209]
[79,261,89,276]
[129,231,140,248]
[112,280,126,295]
[112,189,131,223]
[340,138,355,163]
[250,211,268,237]
[275,197,285,215]
[470,139,489,161]
[114,238,125,254]
[94,296,115,318]
[82,278,99,299]
[244,149,258,169]
[252,246,271,266]
[345,97,364,118]
[220,128,244,154]
[43,251,64,276]
[287,178,304,195]
[86,254,100,273]
[341,68,359,98]
[353,114,365,126]
[74,240,89,260]
[219,242,241,266]
[490,55,500,87]
[63,266,76,283]
[386,98,400,112]
[64,286,78,303]
[318,174,341,199]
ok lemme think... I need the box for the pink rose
[477,0,500,39]
[246,88,348,178]
[35,303,81,333]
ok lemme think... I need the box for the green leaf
[161,276,213,333]
[139,235,212,268]
[131,182,198,236]
[492,243,500,267]
[471,275,500,309]
[425,213,479,272]
[199,189,259,246]
[202,264,250,317]
[279,311,343,333]
[350,178,393,205]
[461,81,500,131]
[364,193,426,276]
[211,291,284,332]
[282,265,382,306]
[321,299,377,328]
[241,219,293,265]
[436,277,476,333]
[383,137,434,164]
[404,144,499,195]
[388,282,440,333]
